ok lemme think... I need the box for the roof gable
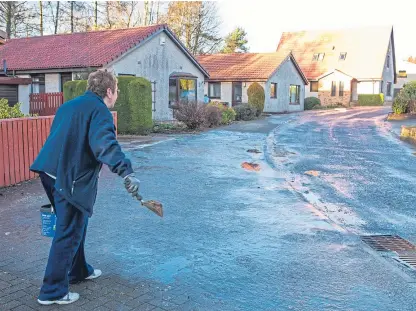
[276,25,395,81]
[196,52,308,84]
[0,24,209,77]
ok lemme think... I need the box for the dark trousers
[38,173,94,301]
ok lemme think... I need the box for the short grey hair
[87,69,117,98]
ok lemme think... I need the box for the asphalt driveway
[1,107,416,311]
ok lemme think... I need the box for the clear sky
[217,0,416,61]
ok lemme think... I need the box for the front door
[232,82,242,106]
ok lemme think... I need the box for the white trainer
[86,269,102,280]
[37,292,80,305]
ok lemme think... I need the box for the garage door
[0,84,18,106]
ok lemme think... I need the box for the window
[387,55,390,68]
[339,81,344,96]
[387,82,392,96]
[310,81,319,92]
[380,81,383,93]
[339,52,347,60]
[289,85,300,104]
[270,83,277,98]
[31,74,45,93]
[399,70,407,78]
[312,53,325,61]
[60,73,72,91]
[331,81,336,96]
[208,82,221,99]
[169,77,197,106]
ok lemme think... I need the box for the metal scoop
[134,193,164,217]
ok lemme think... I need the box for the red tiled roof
[276,25,395,81]
[0,24,207,76]
[196,52,307,83]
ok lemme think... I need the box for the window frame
[270,82,277,98]
[331,81,336,97]
[398,70,407,78]
[208,82,221,99]
[31,73,45,94]
[169,77,197,107]
[339,81,344,97]
[387,82,392,96]
[289,84,300,105]
[60,73,72,92]
[310,81,319,92]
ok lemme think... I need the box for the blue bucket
[40,204,56,238]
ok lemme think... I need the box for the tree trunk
[156,1,160,23]
[54,1,60,34]
[70,1,74,33]
[5,2,12,38]
[144,1,148,25]
[94,1,98,29]
[39,1,43,36]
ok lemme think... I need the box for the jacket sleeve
[88,105,134,178]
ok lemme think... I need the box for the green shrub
[234,103,258,121]
[357,94,384,106]
[0,98,25,119]
[393,81,416,114]
[75,80,87,97]
[63,81,79,102]
[207,102,236,124]
[125,77,153,134]
[64,76,152,134]
[63,80,88,102]
[113,76,138,134]
[221,107,236,124]
[174,101,207,129]
[205,105,222,127]
[305,97,321,110]
[392,99,408,114]
[247,82,265,116]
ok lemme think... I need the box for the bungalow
[276,25,396,106]
[0,24,209,120]
[0,30,32,112]
[394,59,416,97]
[197,52,308,113]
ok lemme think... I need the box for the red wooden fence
[29,92,64,116]
[0,112,117,188]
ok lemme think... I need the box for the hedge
[63,81,79,102]
[63,76,152,135]
[125,77,152,134]
[113,76,137,134]
[247,82,265,116]
[357,94,384,106]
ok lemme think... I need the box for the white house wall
[305,87,318,99]
[264,57,305,113]
[380,38,395,101]
[110,32,205,121]
[357,81,381,95]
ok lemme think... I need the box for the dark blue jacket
[30,91,133,216]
